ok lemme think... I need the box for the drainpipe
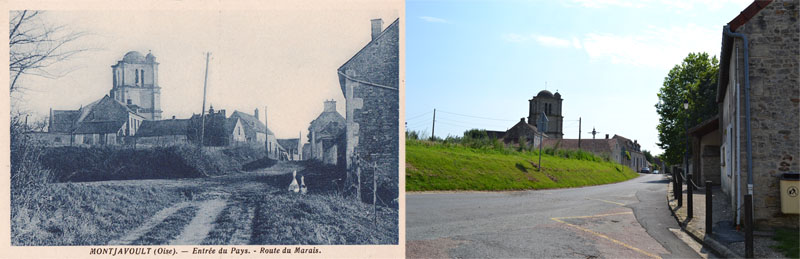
[724,25,753,196]
[724,24,754,258]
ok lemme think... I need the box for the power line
[437,110,517,122]
[406,110,433,121]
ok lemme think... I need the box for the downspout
[735,47,742,226]
[723,25,753,200]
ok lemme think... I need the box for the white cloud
[503,33,575,48]
[504,23,721,70]
[419,16,452,24]
[572,37,582,49]
[581,23,720,69]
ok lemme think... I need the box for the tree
[642,150,654,164]
[9,10,88,94]
[655,52,719,165]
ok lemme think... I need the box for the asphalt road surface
[407,174,704,258]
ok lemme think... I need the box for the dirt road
[106,161,304,245]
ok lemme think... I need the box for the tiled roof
[73,121,125,134]
[231,111,272,135]
[136,119,190,137]
[50,95,138,135]
[50,110,80,133]
[309,110,345,133]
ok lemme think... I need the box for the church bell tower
[109,50,162,120]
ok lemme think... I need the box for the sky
[11,3,399,140]
[405,0,752,155]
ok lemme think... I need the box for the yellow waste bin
[780,173,799,214]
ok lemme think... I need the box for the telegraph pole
[578,117,582,150]
[431,108,436,140]
[199,52,210,147]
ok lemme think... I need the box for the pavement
[407,174,704,258]
[665,175,786,258]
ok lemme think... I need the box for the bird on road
[288,170,300,193]
[300,176,307,194]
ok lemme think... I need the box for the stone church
[527,90,563,139]
[109,51,162,120]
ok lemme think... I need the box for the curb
[666,179,744,258]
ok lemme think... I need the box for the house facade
[339,18,399,191]
[307,100,346,165]
[717,0,799,228]
[40,95,146,146]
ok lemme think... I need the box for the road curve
[407,174,701,258]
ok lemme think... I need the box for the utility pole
[431,108,436,140]
[538,112,548,171]
[265,106,269,159]
[199,52,210,147]
[578,117,582,150]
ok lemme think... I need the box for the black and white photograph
[7,0,401,252]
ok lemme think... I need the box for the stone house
[541,134,645,172]
[339,18,399,191]
[278,137,302,161]
[499,118,545,148]
[229,109,284,159]
[716,0,799,228]
[307,100,346,165]
[41,95,146,146]
[542,137,621,163]
[612,135,646,173]
[687,116,721,185]
[528,90,564,139]
[134,118,192,146]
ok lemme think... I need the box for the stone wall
[734,0,799,228]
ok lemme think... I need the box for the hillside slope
[406,140,639,191]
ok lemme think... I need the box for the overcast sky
[12,4,399,139]
[405,0,752,155]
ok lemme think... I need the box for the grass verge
[771,228,800,258]
[406,140,639,191]
[11,183,188,245]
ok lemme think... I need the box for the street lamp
[684,98,693,219]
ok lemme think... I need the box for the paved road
[407,174,703,258]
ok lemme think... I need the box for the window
[141,69,145,85]
[54,137,61,143]
[135,69,139,84]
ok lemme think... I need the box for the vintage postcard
[3,0,404,258]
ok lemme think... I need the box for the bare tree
[9,10,88,94]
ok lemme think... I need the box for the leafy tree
[643,150,653,164]
[656,52,719,165]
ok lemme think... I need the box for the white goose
[288,170,300,193]
[300,176,308,194]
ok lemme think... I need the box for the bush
[38,145,267,182]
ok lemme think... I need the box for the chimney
[371,19,383,40]
[324,100,336,112]
[254,108,260,122]
[520,118,526,123]
[605,134,609,139]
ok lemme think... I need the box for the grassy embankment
[11,144,269,245]
[406,139,639,191]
